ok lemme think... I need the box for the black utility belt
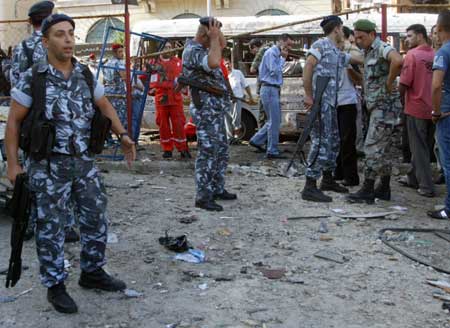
[261,83,280,89]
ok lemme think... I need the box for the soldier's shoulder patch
[434,55,444,68]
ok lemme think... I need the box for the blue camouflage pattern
[103,57,127,129]
[28,156,107,287]
[182,39,230,200]
[10,30,47,88]
[11,57,108,287]
[305,38,349,179]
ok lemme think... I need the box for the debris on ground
[314,250,348,264]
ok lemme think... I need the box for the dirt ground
[1,140,450,328]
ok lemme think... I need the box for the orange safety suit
[150,56,187,152]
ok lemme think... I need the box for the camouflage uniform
[10,59,108,287]
[362,37,402,180]
[182,39,230,201]
[11,30,76,232]
[103,57,127,130]
[306,37,350,179]
[10,30,47,88]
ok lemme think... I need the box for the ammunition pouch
[191,87,203,109]
[29,121,55,161]
[89,105,112,154]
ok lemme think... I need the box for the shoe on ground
[47,283,78,314]
[162,151,173,159]
[435,174,446,185]
[195,199,223,212]
[342,179,359,187]
[397,177,418,189]
[302,177,332,202]
[65,227,80,243]
[320,180,349,193]
[214,189,237,200]
[417,189,435,198]
[79,268,126,292]
[374,186,391,201]
[427,208,450,220]
[347,179,375,204]
[266,153,286,159]
[180,150,192,159]
[249,141,266,153]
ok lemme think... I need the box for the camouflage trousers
[28,155,108,288]
[305,103,340,180]
[191,106,229,201]
[109,96,128,130]
[363,109,401,180]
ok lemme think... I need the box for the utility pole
[207,0,211,16]
[124,0,132,136]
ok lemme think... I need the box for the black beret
[320,15,343,28]
[28,1,54,17]
[41,14,75,35]
[199,16,223,28]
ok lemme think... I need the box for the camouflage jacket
[363,37,398,111]
[182,39,230,112]
[10,58,104,159]
[250,45,270,74]
[103,57,126,95]
[10,30,47,88]
[307,37,350,107]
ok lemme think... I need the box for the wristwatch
[432,111,442,117]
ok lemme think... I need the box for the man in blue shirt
[428,10,450,220]
[249,34,293,158]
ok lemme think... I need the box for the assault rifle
[176,75,246,102]
[6,173,31,288]
[285,76,330,174]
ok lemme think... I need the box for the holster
[29,121,55,161]
[191,87,203,109]
[89,106,112,154]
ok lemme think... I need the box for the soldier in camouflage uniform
[348,19,403,204]
[9,1,53,88]
[10,0,79,241]
[103,43,128,130]
[6,14,136,314]
[301,16,363,203]
[182,17,237,212]
[249,39,271,126]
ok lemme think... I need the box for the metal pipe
[207,0,211,16]
[124,0,133,136]
[381,3,387,42]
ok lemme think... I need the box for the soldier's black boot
[374,175,391,201]
[47,283,78,314]
[302,177,332,202]
[195,199,223,211]
[79,268,126,291]
[320,171,349,193]
[214,189,237,200]
[347,179,375,204]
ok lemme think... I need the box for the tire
[239,110,257,141]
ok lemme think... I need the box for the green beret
[353,19,376,32]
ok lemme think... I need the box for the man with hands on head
[6,14,135,314]
[182,17,236,212]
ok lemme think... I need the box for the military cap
[353,19,377,32]
[199,16,223,28]
[28,1,54,17]
[111,43,124,50]
[320,15,343,28]
[41,14,75,35]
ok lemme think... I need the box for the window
[173,13,201,19]
[86,17,124,44]
[255,9,289,16]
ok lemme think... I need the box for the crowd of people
[1,0,450,315]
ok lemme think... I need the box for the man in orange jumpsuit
[150,43,191,159]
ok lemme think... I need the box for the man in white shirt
[224,57,254,139]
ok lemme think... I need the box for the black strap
[21,40,34,69]
[81,64,95,100]
[30,64,47,124]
